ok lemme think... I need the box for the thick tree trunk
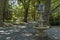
[43,0,51,26]
[0,0,5,27]
[3,0,8,21]
[23,9,28,22]
[0,0,8,27]
[20,0,30,22]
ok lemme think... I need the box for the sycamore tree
[18,0,31,22]
[0,0,8,27]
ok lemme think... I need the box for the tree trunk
[3,0,8,21]
[23,0,30,22]
[23,8,28,22]
[51,4,60,14]
[43,0,51,26]
[0,0,6,27]
[0,0,8,27]
[33,13,36,21]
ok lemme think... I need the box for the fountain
[37,4,45,27]
[34,4,49,37]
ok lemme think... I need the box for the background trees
[0,0,60,27]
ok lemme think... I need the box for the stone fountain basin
[34,26,49,30]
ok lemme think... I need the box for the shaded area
[0,25,38,40]
[44,28,60,40]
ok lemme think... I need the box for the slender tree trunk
[32,12,36,21]
[33,13,36,21]
[33,5,36,21]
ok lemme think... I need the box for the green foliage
[50,0,60,26]
[2,0,60,26]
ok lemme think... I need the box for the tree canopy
[0,0,60,27]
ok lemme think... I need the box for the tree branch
[50,4,60,14]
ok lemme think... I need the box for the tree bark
[23,0,30,22]
[43,0,51,26]
[0,0,5,27]
[23,8,28,22]
[0,0,8,27]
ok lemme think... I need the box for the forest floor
[0,25,49,40]
[2,22,50,40]
[37,36,48,40]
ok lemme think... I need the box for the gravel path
[0,25,48,40]
[0,26,38,40]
